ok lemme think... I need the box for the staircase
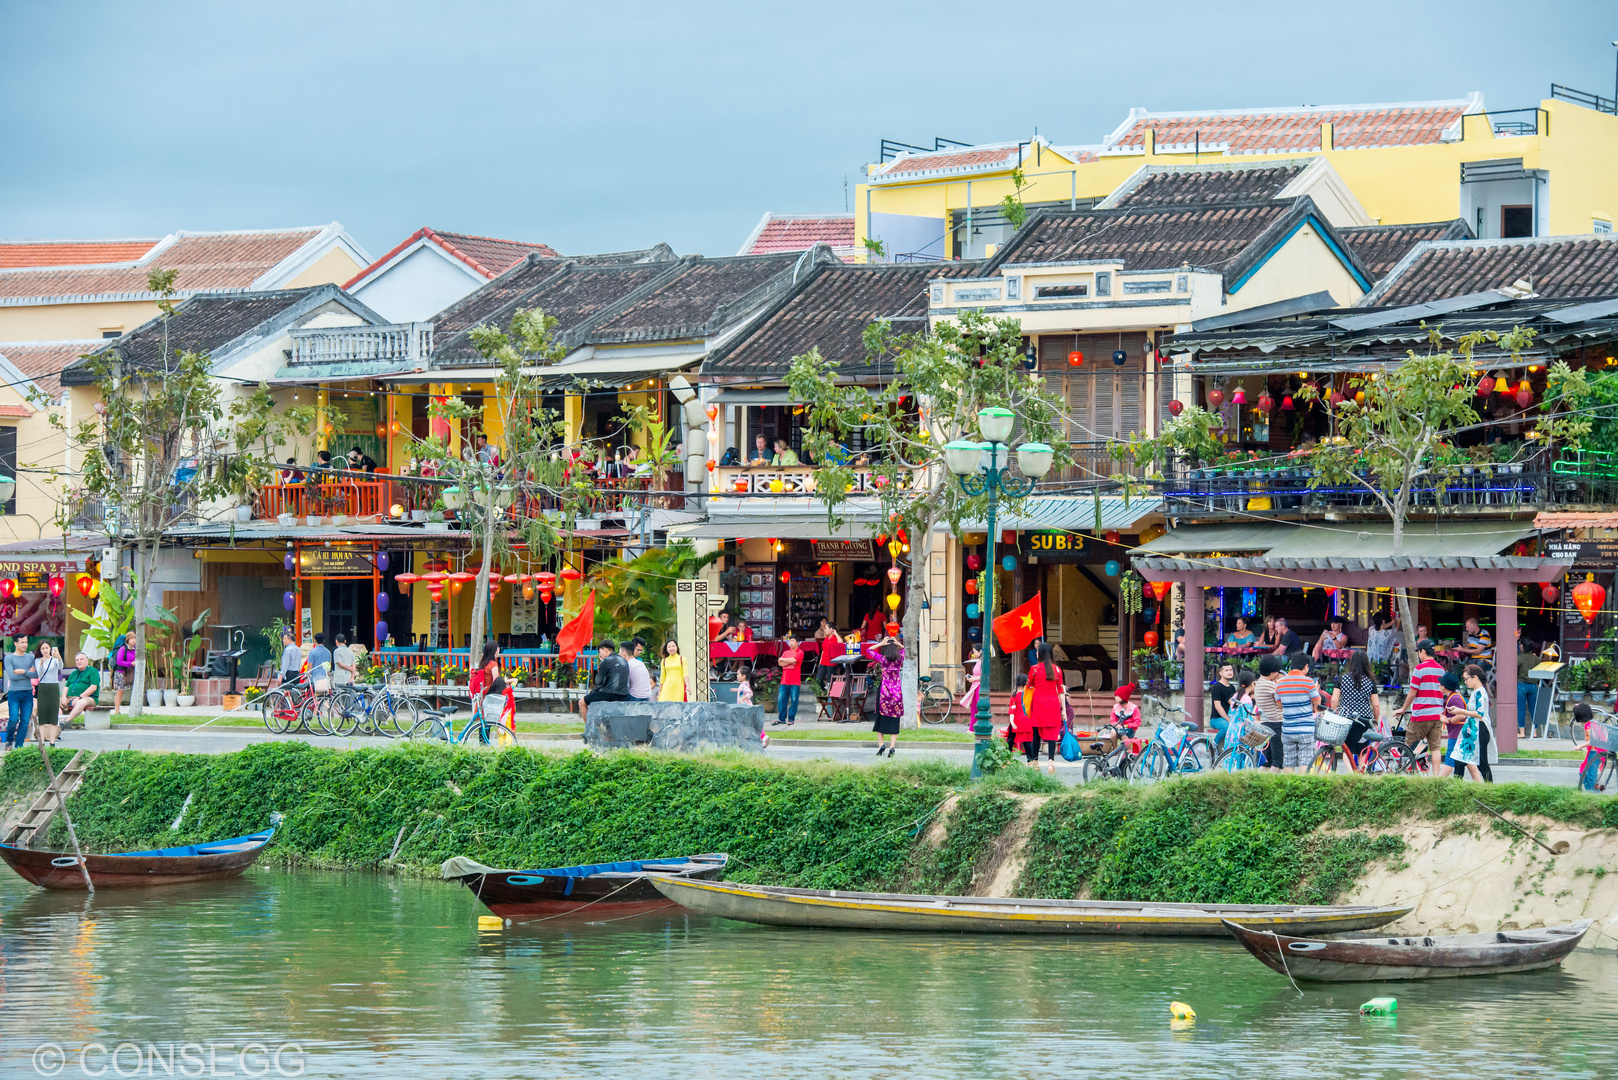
[4,750,94,848]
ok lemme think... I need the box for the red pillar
[1496,575,1518,753]
[1184,572,1205,726]
[371,543,381,650]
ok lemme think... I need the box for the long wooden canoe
[650,878,1412,937]
[444,853,728,918]
[0,823,277,890]
[1223,918,1592,981]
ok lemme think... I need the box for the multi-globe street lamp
[944,406,1054,778]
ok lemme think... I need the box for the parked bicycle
[1214,715,1272,771]
[1131,696,1213,782]
[919,668,961,725]
[1079,727,1143,783]
[1306,711,1413,775]
[331,679,424,738]
[404,702,517,748]
[260,674,339,735]
[1583,709,1618,791]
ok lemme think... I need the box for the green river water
[2,868,1615,1079]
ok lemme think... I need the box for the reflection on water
[1,869,1615,1078]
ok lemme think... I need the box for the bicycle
[1132,697,1213,782]
[1214,716,1272,771]
[1079,726,1143,783]
[1306,712,1410,775]
[919,668,961,725]
[331,680,423,738]
[405,702,517,748]
[1582,710,1618,792]
[260,675,339,735]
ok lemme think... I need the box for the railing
[880,136,970,163]
[712,465,890,496]
[287,322,434,365]
[1551,83,1616,115]
[1478,107,1549,137]
[374,648,600,684]
[253,472,658,524]
[1046,444,1148,486]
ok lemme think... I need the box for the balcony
[713,465,890,496]
[252,471,658,526]
[287,322,434,367]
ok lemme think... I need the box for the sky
[2,1,1616,262]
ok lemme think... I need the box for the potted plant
[425,498,448,531]
[755,668,781,712]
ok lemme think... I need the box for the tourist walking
[1024,642,1065,769]
[872,634,904,756]
[1399,638,1448,775]
[332,633,357,687]
[111,632,137,713]
[33,642,62,746]
[3,635,36,751]
[1330,650,1382,758]
[1451,663,1496,782]
[658,640,687,701]
[1274,652,1322,773]
[773,633,803,726]
[278,628,302,688]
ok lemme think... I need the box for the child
[735,668,768,747]
[482,676,516,731]
[1441,672,1466,772]
[1109,682,1142,737]
[1005,673,1028,750]
[1571,703,1598,791]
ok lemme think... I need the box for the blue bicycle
[1131,697,1214,782]
[406,703,516,748]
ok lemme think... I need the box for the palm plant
[588,541,721,654]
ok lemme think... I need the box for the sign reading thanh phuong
[812,539,875,561]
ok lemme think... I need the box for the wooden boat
[650,878,1412,937]
[0,823,277,890]
[443,853,728,918]
[1222,918,1592,981]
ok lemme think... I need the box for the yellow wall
[282,247,366,290]
[1232,223,1367,307]
[0,300,164,343]
[1539,100,1618,234]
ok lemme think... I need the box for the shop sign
[1547,539,1618,567]
[1022,531,1091,562]
[812,539,875,561]
[0,560,80,577]
[299,549,374,577]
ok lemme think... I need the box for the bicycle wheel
[1597,754,1618,793]
[327,689,361,737]
[1308,747,1338,775]
[300,694,336,736]
[1217,745,1258,772]
[1181,735,1214,775]
[387,697,422,738]
[1377,740,1419,774]
[919,684,954,725]
[261,690,295,735]
[406,712,448,741]
[476,719,517,749]
[1132,745,1167,783]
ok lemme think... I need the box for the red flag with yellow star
[991,594,1043,655]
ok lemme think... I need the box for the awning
[1534,511,1618,530]
[1261,520,1535,560]
[536,356,698,389]
[668,517,879,541]
[1132,522,1297,555]
[714,388,797,406]
[957,495,1163,534]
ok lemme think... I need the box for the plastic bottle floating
[478,916,504,930]
[1169,1001,1196,1020]
[1360,997,1397,1016]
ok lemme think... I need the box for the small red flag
[556,590,596,663]
[992,594,1043,655]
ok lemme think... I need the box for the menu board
[741,565,777,639]
[511,589,540,636]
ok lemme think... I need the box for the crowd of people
[0,636,107,753]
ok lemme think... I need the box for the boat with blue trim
[442,853,728,918]
[0,820,278,889]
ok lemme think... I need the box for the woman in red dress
[1024,642,1066,768]
[468,642,515,730]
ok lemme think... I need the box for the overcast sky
[2,1,1615,261]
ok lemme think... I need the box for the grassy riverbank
[6,746,1615,908]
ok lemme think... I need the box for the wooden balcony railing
[713,465,888,496]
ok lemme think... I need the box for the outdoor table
[1320,648,1355,661]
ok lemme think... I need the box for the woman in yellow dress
[658,639,687,701]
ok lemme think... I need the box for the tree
[588,541,722,654]
[785,307,1071,726]
[59,269,313,715]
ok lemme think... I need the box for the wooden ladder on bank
[4,750,94,848]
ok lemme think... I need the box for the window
[0,426,15,515]
[1501,205,1533,238]
[101,330,122,339]
[1094,272,1112,297]
[929,285,944,305]
[1595,219,1613,235]
[1005,276,1021,300]
[1176,275,1189,293]
[1035,283,1088,298]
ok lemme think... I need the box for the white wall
[1462,177,1548,239]
[351,244,485,323]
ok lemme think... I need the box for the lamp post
[945,406,1054,778]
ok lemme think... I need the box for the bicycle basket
[1315,711,1353,746]
[386,672,406,688]
[1158,721,1186,749]
[1591,720,1618,754]
[1238,723,1273,750]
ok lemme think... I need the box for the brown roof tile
[743,215,856,260]
[1339,220,1472,280]
[586,254,810,343]
[704,262,982,378]
[0,228,326,302]
[1110,103,1470,154]
[882,147,1019,176]
[1110,164,1307,208]
[0,240,158,269]
[990,201,1297,273]
[1369,236,1618,306]
[0,340,101,396]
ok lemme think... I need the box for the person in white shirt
[332,633,356,687]
[625,638,654,701]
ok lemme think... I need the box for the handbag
[1059,728,1081,761]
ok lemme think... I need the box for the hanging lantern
[1112,350,1127,366]
[1104,530,1120,545]
[1142,630,1160,649]
[706,459,716,473]
[1104,559,1120,576]
[48,575,64,598]
[1476,375,1495,396]
[422,570,447,586]
[376,593,390,613]
[1168,399,1184,417]
[283,590,295,612]
[887,539,902,558]
[1573,574,1606,624]
[375,620,388,643]
[536,571,556,589]
[284,553,295,572]
[523,581,535,600]
[1256,391,1273,413]
[1207,388,1224,409]
[769,478,784,493]
[967,603,980,620]
[429,586,444,604]
[966,553,983,571]
[886,566,902,584]
[1281,395,1295,411]
[967,625,982,642]
[886,592,901,610]
[451,582,463,597]
[1023,343,1037,370]
[503,573,522,584]
[1148,580,1172,602]
[706,403,719,422]
[1541,583,1560,605]
[489,580,501,596]
[77,574,94,597]
[376,424,387,438]
[818,562,834,577]
[376,552,389,573]
[1354,390,1365,404]
[964,579,978,596]
[540,588,553,604]
[1231,388,1247,405]
[560,566,582,582]
[450,571,476,586]
[395,572,418,594]
[780,571,791,584]
[1516,386,1534,409]
[885,621,901,636]
[1067,350,1084,367]
[1330,391,1346,407]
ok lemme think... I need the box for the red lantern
[1516,387,1534,409]
[966,553,983,571]
[450,571,476,585]
[779,571,791,584]
[1142,630,1160,649]
[706,459,716,473]
[540,589,553,604]
[1207,388,1224,409]
[1105,530,1120,545]
[503,573,523,584]
[1068,350,1084,367]
[885,622,901,636]
[1541,583,1560,605]
[1231,388,1247,405]
[1476,376,1495,396]
[395,572,418,594]
[536,571,557,589]
[1573,574,1606,624]
[560,566,583,582]
[429,586,444,604]
[489,580,501,596]
[48,575,64,597]
[0,580,15,600]
[1256,392,1273,413]
[1167,399,1184,417]
[1148,581,1172,602]
[1281,394,1295,411]
[818,562,834,577]
[523,582,535,600]
[964,579,978,596]
[872,475,888,489]
[77,574,94,597]
[1330,391,1346,407]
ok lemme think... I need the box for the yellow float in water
[478,915,503,930]
[1169,1001,1196,1020]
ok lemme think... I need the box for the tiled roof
[1365,235,1618,307]
[585,253,820,343]
[739,214,856,261]
[1103,96,1479,155]
[703,262,983,377]
[882,146,1020,177]
[870,139,1084,181]
[0,240,158,269]
[0,228,328,304]
[1108,163,1308,208]
[344,226,560,290]
[64,288,321,384]
[0,340,101,396]
[1339,220,1472,280]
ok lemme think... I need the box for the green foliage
[588,541,720,653]
[901,789,1019,894]
[999,168,1031,231]
[861,237,885,258]
[1114,404,1224,476]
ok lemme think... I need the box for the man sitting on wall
[59,652,100,727]
[580,640,629,723]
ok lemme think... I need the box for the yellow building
[856,93,1618,262]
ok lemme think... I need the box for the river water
[2,869,1616,1079]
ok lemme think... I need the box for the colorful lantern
[1105,530,1121,545]
[966,553,983,571]
[1148,580,1172,602]
[429,586,444,604]
[964,579,978,596]
[1104,559,1120,576]
[967,603,980,619]
[780,571,792,584]
[560,566,583,582]
[1330,391,1346,406]
[1207,388,1224,409]
[1142,630,1160,649]
[1354,390,1365,404]
[375,553,389,573]
[1281,394,1295,411]
[706,404,719,422]
[817,563,834,577]
[536,571,556,589]
[503,573,523,584]
[390,503,405,518]
[887,539,903,558]
[1541,583,1560,605]
[48,575,64,598]
[706,459,716,473]
[1516,386,1534,409]
[886,592,901,610]
[283,590,295,612]
[1256,391,1273,413]
[77,574,94,597]
[1476,375,1495,396]
[886,622,901,636]
[489,580,501,596]
[540,589,553,604]
[769,478,784,493]
[284,553,295,571]
[1573,574,1606,624]
[1168,399,1184,417]
[1067,350,1084,367]
[394,572,417,594]
[886,567,902,584]
[375,621,388,643]
[1001,555,1016,572]
[1231,388,1247,405]
[872,474,888,490]
[1112,350,1127,366]
[523,582,535,600]
[376,593,389,613]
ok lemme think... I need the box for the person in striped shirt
[1273,653,1322,772]
[1399,638,1448,774]
[1460,618,1494,668]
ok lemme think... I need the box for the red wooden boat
[442,853,728,918]
[0,823,277,890]
[1223,918,1592,981]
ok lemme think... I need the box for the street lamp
[945,406,1054,779]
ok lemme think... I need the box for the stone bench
[584,700,766,753]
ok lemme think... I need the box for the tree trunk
[129,539,158,718]
[1391,488,1419,661]
[466,484,497,672]
[898,519,935,729]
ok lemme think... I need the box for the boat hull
[1222,919,1592,981]
[453,854,728,918]
[651,879,1412,937]
[0,830,274,890]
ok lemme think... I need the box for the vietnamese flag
[556,590,597,663]
[992,594,1043,655]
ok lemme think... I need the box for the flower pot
[176,694,195,707]
[277,513,296,527]
[146,689,164,708]
[305,515,323,527]
[442,487,465,510]
[410,510,427,522]
[330,514,348,527]
[222,693,244,710]
[163,689,179,707]
[234,505,253,523]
